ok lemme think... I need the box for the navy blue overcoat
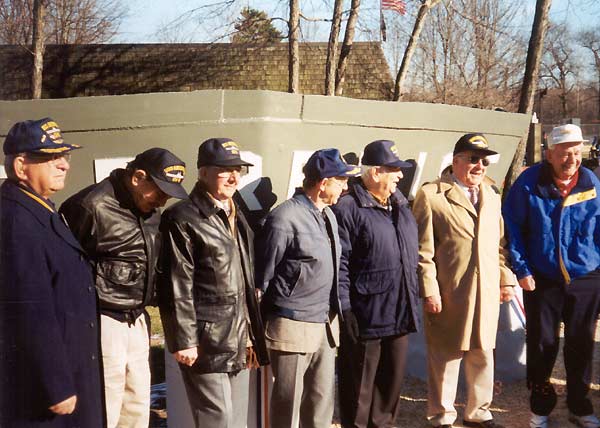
[0,180,104,428]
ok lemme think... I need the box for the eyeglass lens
[468,156,489,166]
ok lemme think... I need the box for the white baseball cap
[549,124,588,147]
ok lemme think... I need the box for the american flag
[381,0,407,15]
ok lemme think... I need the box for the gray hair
[360,164,378,179]
[3,154,23,180]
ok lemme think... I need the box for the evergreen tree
[231,7,282,44]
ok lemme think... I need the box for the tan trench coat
[412,172,514,352]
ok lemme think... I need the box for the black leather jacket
[158,182,269,373]
[60,169,160,320]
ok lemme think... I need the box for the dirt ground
[385,328,600,428]
[149,304,600,428]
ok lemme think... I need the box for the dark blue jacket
[332,180,420,338]
[503,162,600,283]
[255,190,342,323]
[0,180,104,428]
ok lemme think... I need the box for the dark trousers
[524,271,600,416]
[338,332,408,428]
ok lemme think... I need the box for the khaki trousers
[101,314,150,428]
[426,347,494,426]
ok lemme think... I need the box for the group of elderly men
[1,116,600,428]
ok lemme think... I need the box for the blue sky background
[115,0,600,44]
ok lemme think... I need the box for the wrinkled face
[452,150,489,187]
[130,171,170,213]
[320,176,349,206]
[546,141,582,180]
[372,166,403,198]
[16,152,71,198]
[200,166,246,201]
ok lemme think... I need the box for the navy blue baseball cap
[303,148,361,180]
[361,140,411,168]
[197,138,253,168]
[3,117,81,155]
[128,148,188,199]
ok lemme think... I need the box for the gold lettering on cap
[164,165,186,183]
[468,135,488,148]
[40,120,64,145]
[222,141,240,155]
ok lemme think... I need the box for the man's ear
[13,156,27,181]
[130,169,147,187]
[318,178,329,192]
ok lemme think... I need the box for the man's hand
[518,275,536,291]
[49,395,77,415]
[500,285,515,302]
[424,295,442,313]
[342,310,360,344]
[174,347,198,367]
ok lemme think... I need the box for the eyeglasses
[458,155,489,167]
[25,152,71,164]
[213,166,248,178]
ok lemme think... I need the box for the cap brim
[153,177,189,199]
[474,148,498,156]
[34,144,82,154]
[550,139,589,146]
[341,165,361,177]
[385,159,412,168]
[200,158,254,167]
[455,147,498,156]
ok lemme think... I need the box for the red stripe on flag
[381,0,406,15]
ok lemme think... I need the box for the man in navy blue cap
[158,138,269,428]
[0,118,104,427]
[60,146,188,428]
[332,140,420,428]
[255,148,360,428]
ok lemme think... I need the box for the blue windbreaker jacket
[503,162,600,284]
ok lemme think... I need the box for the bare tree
[31,0,45,99]
[0,0,33,44]
[504,0,552,196]
[406,0,524,109]
[0,0,125,44]
[578,28,600,120]
[335,0,360,96]
[393,0,443,101]
[288,0,300,93]
[541,23,579,118]
[325,0,343,96]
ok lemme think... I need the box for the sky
[114,0,600,44]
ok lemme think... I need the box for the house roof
[0,42,393,101]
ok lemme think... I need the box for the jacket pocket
[195,294,239,355]
[353,269,398,295]
[352,269,400,330]
[195,294,236,322]
[273,260,303,297]
[95,260,145,302]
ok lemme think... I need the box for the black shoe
[463,420,504,428]
[434,425,452,428]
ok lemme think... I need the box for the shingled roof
[0,42,393,101]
